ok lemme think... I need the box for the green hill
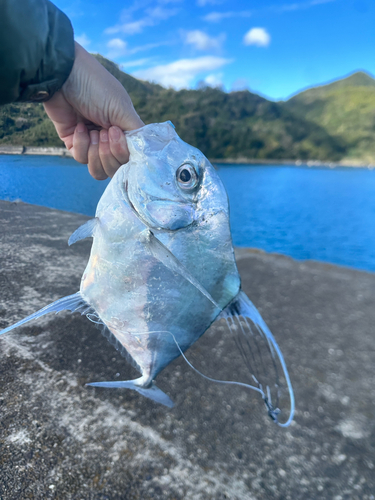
[0,102,64,147]
[133,86,346,160]
[1,58,374,163]
[284,71,375,163]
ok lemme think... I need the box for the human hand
[44,42,144,179]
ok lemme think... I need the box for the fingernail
[109,127,121,142]
[77,122,85,133]
[91,132,99,145]
[100,131,109,142]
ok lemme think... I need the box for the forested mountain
[0,55,374,163]
[283,71,375,163]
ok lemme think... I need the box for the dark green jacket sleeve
[0,0,75,105]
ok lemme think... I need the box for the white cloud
[148,5,177,18]
[106,40,171,61]
[106,38,128,59]
[204,73,223,88]
[133,56,231,89]
[75,33,91,49]
[197,0,223,6]
[310,0,336,5]
[105,5,178,35]
[184,30,225,50]
[129,41,172,55]
[118,19,152,35]
[277,0,336,11]
[107,38,127,50]
[243,28,271,47]
[203,0,335,23]
[120,58,152,69]
[203,10,251,22]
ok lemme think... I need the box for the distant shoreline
[211,158,375,169]
[1,145,374,168]
[0,145,73,157]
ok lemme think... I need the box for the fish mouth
[124,180,178,214]
[124,181,194,231]
[125,181,223,231]
[135,184,188,208]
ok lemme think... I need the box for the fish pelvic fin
[0,292,91,335]
[68,218,98,246]
[87,377,174,408]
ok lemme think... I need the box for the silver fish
[0,122,294,426]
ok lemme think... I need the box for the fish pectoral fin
[87,378,174,408]
[0,292,90,335]
[217,290,295,427]
[68,218,99,246]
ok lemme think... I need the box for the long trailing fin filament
[130,329,294,427]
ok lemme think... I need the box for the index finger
[108,126,130,166]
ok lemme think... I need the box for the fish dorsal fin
[139,229,220,310]
[68,218,98,246]
[217,291,295,427]
[0,292,91,335]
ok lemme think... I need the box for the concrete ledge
[0,145,25,155]
[0,200,374,499]
[0,146,72,157]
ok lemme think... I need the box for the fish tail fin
[87,378,174,408]
[0,292,90,335]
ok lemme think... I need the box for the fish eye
[176,163,199,191]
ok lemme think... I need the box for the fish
[0,121,294,426]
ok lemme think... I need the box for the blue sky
[54,0,375,100]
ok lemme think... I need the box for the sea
[1,154,375,273]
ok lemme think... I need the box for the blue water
[1,155,375,272]
[219,165,375,272]
[0,155,110,215]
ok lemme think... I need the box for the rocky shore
[0,200,374,499]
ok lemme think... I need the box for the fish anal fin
[96,323,142,374]
[68,218,98,246]
[87,378,174,408]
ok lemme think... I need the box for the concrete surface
[0,200,374,500]
[0,146,72,157]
